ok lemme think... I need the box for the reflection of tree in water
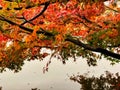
[70,71,120,90]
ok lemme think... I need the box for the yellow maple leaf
[32,25,40,38]
[55,34,64,42]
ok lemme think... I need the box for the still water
[0,57,120,90]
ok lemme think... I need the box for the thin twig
[20,1,50,25]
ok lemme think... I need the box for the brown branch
[105,6,120,13]
[22,14,35,25]
[78,15,102,28]
[0,15,53,36]
[0,15,33,33]
[20,1,50,25]
[65,36,120,59]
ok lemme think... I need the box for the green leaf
[15,0,22,3]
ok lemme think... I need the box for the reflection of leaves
[70,71,120,90]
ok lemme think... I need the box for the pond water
[0,57,120,90]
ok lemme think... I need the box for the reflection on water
[0,57,120,90]
[70,71,120,90]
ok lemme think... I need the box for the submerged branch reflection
[70,71,120,90]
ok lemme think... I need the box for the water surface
[0,57,120,90]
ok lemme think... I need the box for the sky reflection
[0,57,120,90]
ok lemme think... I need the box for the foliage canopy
[0,0,120,72]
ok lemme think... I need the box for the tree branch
[78,15,102,28]
[20,1,50,25]
[0,15,53,36]
[105,6,120,13]
[0,15,33,33]
[65,36,120,59]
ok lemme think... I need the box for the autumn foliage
[70,71,120,90]
[0,0,120,72]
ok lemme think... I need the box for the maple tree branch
[78,15,102,28]
[22,14,35,25]
[0,15,33,32]
[108,44,120,48]
[20,1,50,25]
[65,36,120,59]
[105,6,120,13]
[0,15,53,36]
[0,15,120,59]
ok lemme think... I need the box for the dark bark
[65,36,120,59]
[0,16,53,36]
[20,1,50,25]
